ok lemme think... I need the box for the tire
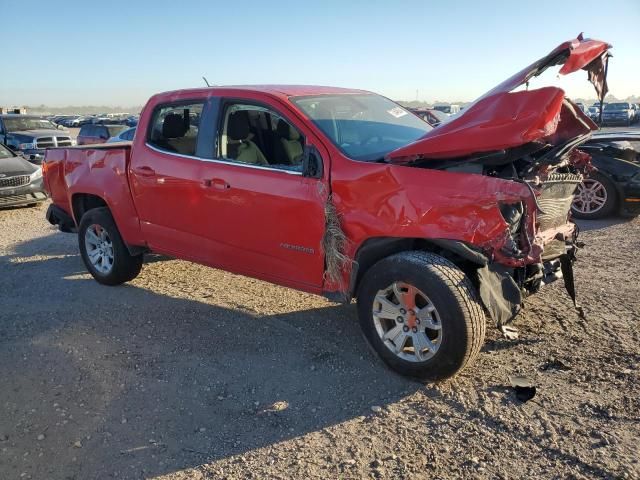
[571,172,618,220]
[356,251,486,381]
[78,207,143,285]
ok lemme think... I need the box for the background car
[432,104,460,115]
[0,142,48,208]
[0,114,73,163]
[106,126,136,142]
[125,115,139,127]
[587,105,600,121]
[409,108,449,127]
[572,132,640,219]
[77,124,128,145]
[601,102,634,126]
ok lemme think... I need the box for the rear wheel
[357,251,486,381]
[78,207,143,285]
[572,172,617,219]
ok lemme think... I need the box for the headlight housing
[18,142,37,150]
[30,167,43,181]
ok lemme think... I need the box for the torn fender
[333,164,538,267]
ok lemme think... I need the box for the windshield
[604,103,630,111]
[291,94,431,161]
[0,143,15,159]
[3,117,58,132]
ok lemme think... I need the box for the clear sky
[2,0,638,107]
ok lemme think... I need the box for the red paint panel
[387,88,567,162]
[558,38,610,75]
[475,35,611,102]
[44,146,145,246]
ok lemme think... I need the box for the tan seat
[277,119,303,164]
[158,113,198,155]
[226,111,268,166]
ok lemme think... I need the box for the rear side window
[121,128,135,141]
[79,125,93,137]
[147,102,204,156]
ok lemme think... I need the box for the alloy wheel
[84,224,114,274]
[573,179,608,214]
[372,282,442,363]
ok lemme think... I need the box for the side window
[219,103,304,172]
[147,102,204,156]
[80,125,93,137]
[123,129,135,141]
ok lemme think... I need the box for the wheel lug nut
[416,318,421,324]
[402,326,409,332]
[412,327,418,333]
[396,316,404,323]
[399,308,406,315]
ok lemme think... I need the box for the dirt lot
[0,203,638,480]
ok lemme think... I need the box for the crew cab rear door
[198,94,329,291]
[129,99,215,260]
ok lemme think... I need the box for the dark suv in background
[601,102,634,126]
[0,115,73,164]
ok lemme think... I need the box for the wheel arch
[71,193,147,256]
[71,193,108,225]
[348,237,488,300]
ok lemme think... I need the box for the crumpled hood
[388,34,611,164]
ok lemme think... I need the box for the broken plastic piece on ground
[509,375,537,402]
[500,325,519,340]
[541,358,571,371]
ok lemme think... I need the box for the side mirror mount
[302,145,323,179]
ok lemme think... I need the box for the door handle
[203,178,230,190]
[133,166,156,177]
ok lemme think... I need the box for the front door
[199,99,329,290]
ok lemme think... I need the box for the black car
[0,142,48,208]
[571,132,640,219]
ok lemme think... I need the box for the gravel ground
[0,203,638,480]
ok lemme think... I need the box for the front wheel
[78,207,143,285]
[357,251,486,381]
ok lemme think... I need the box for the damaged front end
[385,35,612,328]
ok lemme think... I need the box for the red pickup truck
[44,35,610,380]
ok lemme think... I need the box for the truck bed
[43,143,145,247]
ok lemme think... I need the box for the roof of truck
[152,85,371,100]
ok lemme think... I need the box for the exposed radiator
[536,173,582,231]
